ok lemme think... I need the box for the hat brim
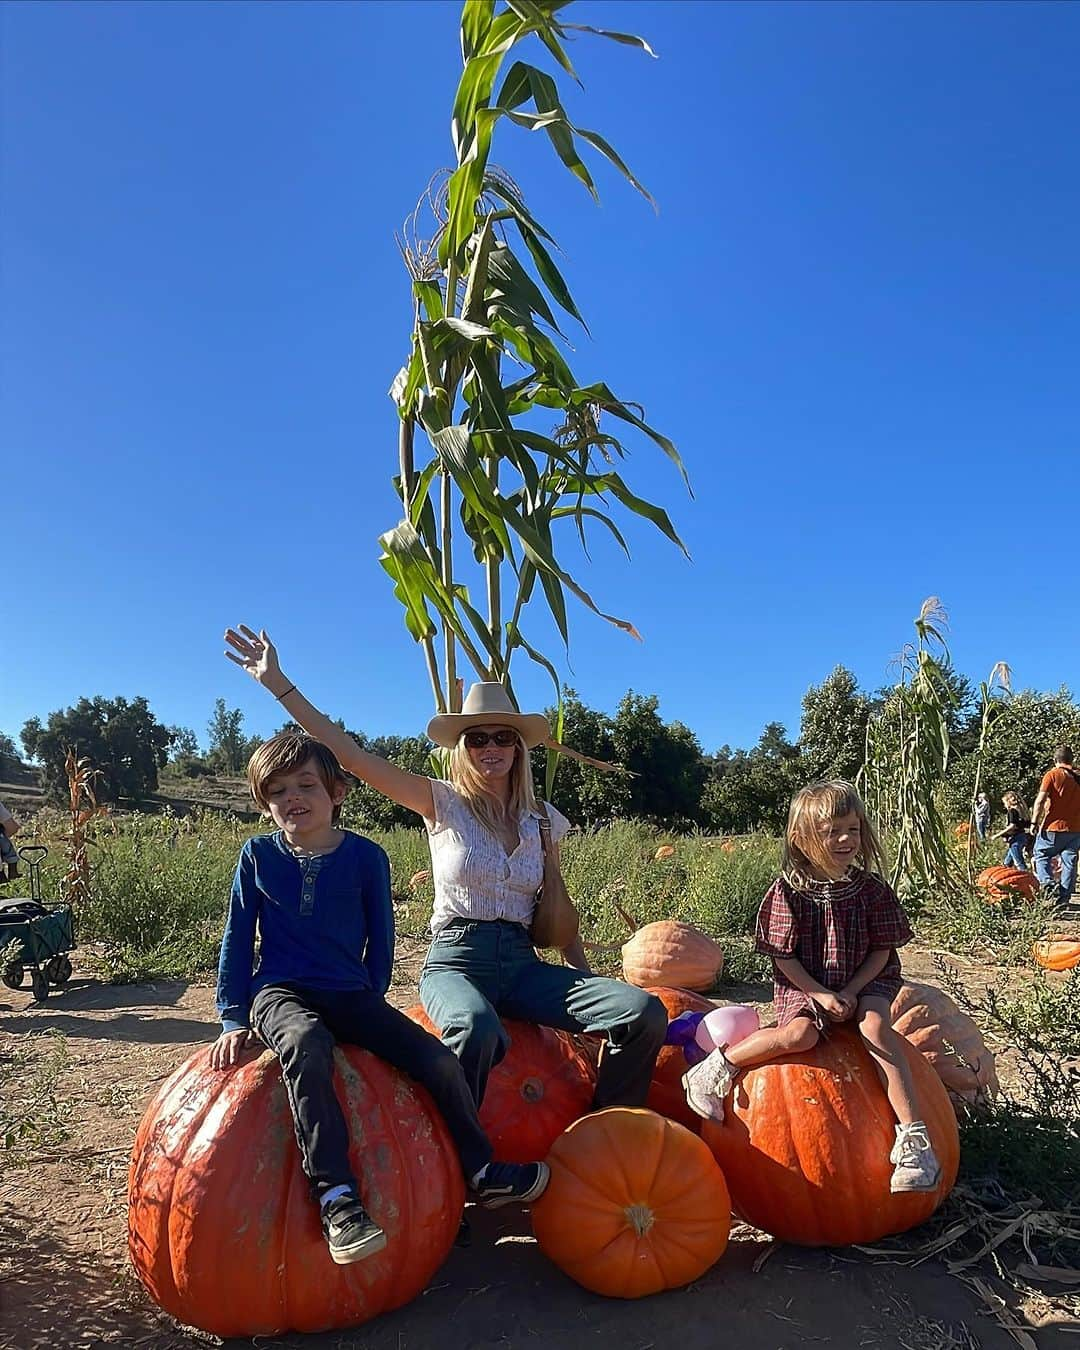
[426,710,550,750]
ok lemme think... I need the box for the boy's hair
[782,779,888,886]
[247,733,350,823]
[1054,745,1074,765]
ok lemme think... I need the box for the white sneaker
[889,1121,941,1192]
[682,1048,733,1121]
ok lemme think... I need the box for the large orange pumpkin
[975,866,1039,903]
[531,1108,731,1298]
[405,1006,595,1161]
[701,1026,958,1247]
[127,1045,463,1337]
[1032,938,1080,971]
[621,921,723,992]
[891,981,999,1106]
[643,985,714,1132]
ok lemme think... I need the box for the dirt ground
[1,936,1076,1350]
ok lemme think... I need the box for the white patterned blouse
[423,779,571,934]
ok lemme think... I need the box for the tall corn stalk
[61,749,105,912]
[860,599,961,899]
[965,661,1012,881]
[384,1,688,736]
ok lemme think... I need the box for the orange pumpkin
[702,1026,958,1247]
[621,921,723,992]
[891,981,999,1106]
[654,845,675,862]
[643,985,714,1132]
[1032,938,1080,971]
[531,1108,731,1298]
[953,822,970,838]
[975,866,1039,903]
[128,1044,463,1337]
[719,839,737,854]
[405,1006,595,1161]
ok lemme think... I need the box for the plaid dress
[754,870,912,1026]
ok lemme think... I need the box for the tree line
[6,666,1079,834]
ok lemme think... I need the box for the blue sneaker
[472,1161,550,1209]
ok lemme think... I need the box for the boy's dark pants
[251,983,493,1199]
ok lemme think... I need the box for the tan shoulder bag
[529,804,580,951]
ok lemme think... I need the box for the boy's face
[262,758,347,843]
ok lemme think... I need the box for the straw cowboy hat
[427,682,550,750]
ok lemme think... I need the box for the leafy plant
[383,0,687,743]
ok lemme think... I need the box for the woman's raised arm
[223,624,434,819]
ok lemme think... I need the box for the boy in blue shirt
[212,732,549,1265]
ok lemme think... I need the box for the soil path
[1,940,1074,1350]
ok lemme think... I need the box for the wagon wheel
[45,955,73,986]
[30,967,49,1002]
[2,963,24,990]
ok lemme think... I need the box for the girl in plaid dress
[684,780,942,1193]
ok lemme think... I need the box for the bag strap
[537,802,552,856]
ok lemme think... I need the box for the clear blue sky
[3,0,1078,757]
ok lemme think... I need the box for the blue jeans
[420,919,666,1112]
[1033,830,1080,904]
[1003,840,1028,870]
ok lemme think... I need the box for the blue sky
[3,0,1078,758]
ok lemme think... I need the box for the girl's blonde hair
[447,731,538,837]
[1002,789,1028,815]
[782,779,888,886]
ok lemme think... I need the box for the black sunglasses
[463,729,518,749]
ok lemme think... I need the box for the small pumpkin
[621,920,723,992]
[891,981,999,1105]
[531,1108,731,1298]
[654,845,676,862]
[643,985,714,1132]
[405,1006,594,1161]
[1031,938,1080,972]
[953,822,970,838]
[128,1044,463,1337]
[702,1025,958,1247]
[975,866,1039,903]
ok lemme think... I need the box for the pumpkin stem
[624,1203,655,1236]
[614,901,639,935]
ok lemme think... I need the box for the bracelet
[276,684,297,700]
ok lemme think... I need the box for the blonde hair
[1003,790,1028,816]
[247,733,350,823]
[447,731,538,838]
[782,779,888,886]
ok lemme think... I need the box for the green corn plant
[383,0,688,741]
[860,598,962,900]
[965,661,1012,882]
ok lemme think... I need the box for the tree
[382,1,686,742]
[702,724,800,834]
[0,732,19,775]
[21,696,173,803]
[343,733,434,832]
[538,688,629,826]
[206,699,253,776]
[798,666,871,782]
[608,693,708,828]
[169,727,201,761]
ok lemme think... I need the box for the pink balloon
[694,1005,760,1053]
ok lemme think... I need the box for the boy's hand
[811,990,854,1021]
[209,1029,254,1070]
[224,625,287,694]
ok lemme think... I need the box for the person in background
[1029,746,1080,907]
[996,791,1031,870]
[0,799,20,882]
[974,793,991,841]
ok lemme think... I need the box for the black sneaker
[472,1161,550,1210]
[320,1194,387,1264]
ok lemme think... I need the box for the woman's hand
[224,625,288,694]
[209,1029,253,1070]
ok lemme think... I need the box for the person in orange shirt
[1030,745,1080,907]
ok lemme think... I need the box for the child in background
[211,732,549,1266]
[683,780,941,1193]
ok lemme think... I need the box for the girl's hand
[209,1029,253,1070]
[224,625,287,693]
[811,990,854,1021]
